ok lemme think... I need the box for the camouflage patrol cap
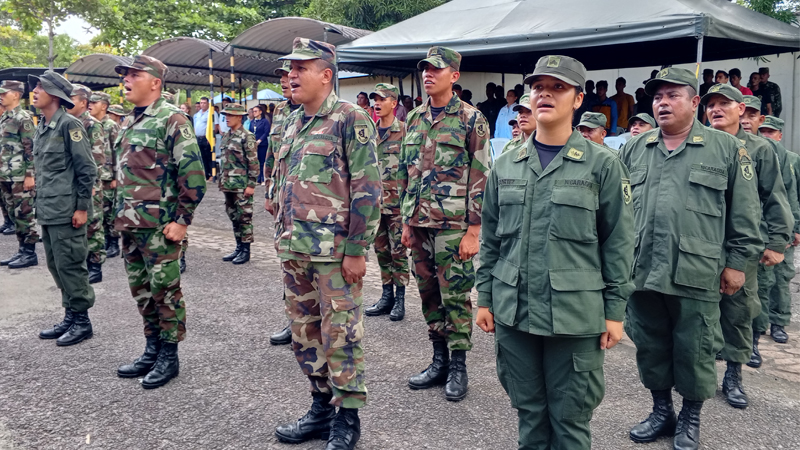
[644,67,698,96]
[107,104,127,116]
[700,83,743,106]
[760,115,784,132]
[89,91,111,104]
[114,55,168,81]
[417,46,461,72]
[369,83,399,101]
[578,112,607,129]
[28,70,74,109]
[70,83,92,99]
[161,91,175,101]
[627,112,656,128]
[278,38,336,65]
[742,95,761,112]
[221,103,247,116]
[513,93,532,112]
[524,55,586,88]
[274,60,292,76]
[0,80,25,94]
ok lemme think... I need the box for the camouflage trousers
[0,181,39,244]
[102,180,119,239]
[0,194,7,222]
[121,227,186,343]
[409,227,474,351]
[87,187,106,264]
[768,245,794,327]
[283,259,367,409]
[374,214,409,286]
[223,191,254,243]
[181,232,188,256]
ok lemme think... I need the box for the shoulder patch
[23,121,33,131]
[646,134,658,143]
[354,124,369,144]
[92,129,102,141]
[69,128,83,142]
[740,159,754,181]
[566,148,584,159]
[622,179,632,205]
[247,139,256,150]
[475,121,487,137]
[692,136,704,143]
[179,123,193,140]
[738,147,751,162]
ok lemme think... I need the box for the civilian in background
[243,107,254,131]
[357,91,374,119]
[453,84,463,98]
[591,80,618,135]
[478,82,499,137]
[514,84,524,100]
[251,104,270,184]
[759,67,782,117]
[179,103,191,116]
[193,96,215,180]
[402,95,414,113]
[494,89,518,139]
[716,70,729,85]
[414,96,422,107]
[194,102,200,114]
[461,89,473,106]
[750,73,773,116]
[698,69,715,122]
[729,68,752,95]
[611,77,635,132]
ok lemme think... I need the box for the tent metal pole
[502,73,505,88]
[230,47,236,100]
[399,76,404,97]
[695,34,704,79]
[208,48,214,107]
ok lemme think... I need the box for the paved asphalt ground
[2,186,800,449]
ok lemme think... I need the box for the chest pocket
[686,167,727,217]
[380,141,402,184]
[41,143,66,172]
[123,133,160,170]
[549,185,599,242]
[297,140,335,184]
[629,166,647,210]
[496,179,527,237]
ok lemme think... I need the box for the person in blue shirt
[250,104,270,184]
[192,96,215,179]
[494,89,519,139]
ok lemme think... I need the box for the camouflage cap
[417,46,461,71]
[107,104,127,116]
[274,60,292,76]
[627,112,656,128]
[278,38,336,65]
[524,55,586,88]
[578,112,607,129]
[70,83,92,99]
[114,55,168,81]
[700,83,743,106]
[89,91,111,104]
[743,95,762,112]
[513,93,532,112]
[0,80,25,94]
[369,83,399,101]
[28,70,74,109]
[221,103,247,116]
[760,115,783,132]
[644,67,698,96]
[161,91,175,101]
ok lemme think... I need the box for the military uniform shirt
[218,127,258,192]
[99,116,121,181]
[0,105,35,182]
[76,111,107,187]
[265,100,291,192]
[377,117,406,215]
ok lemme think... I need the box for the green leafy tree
[302,0,447,30]
[738,0,799,24]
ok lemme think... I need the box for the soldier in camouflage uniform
[365,83,409,321]
[67,84,107,284]
[113,55,206,390]
[271,39,381,450]
[107,104,127,125]
[89,91,122,258]
[218,103,258,265]
[399,47,490,402]
[0,100,12,235]
[758,68,781,118]
[500,93,535,156]
[0,80,39,268]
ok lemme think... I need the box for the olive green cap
[627,112,656,128]
[89,91,111,104]
[279,38,336,65]
[221,103,247,115]
[28,70,75,109]
[70,83,92,99]
[0,80,25,94]
[644,67,698,96]
[700,83,743,106]
[115,55,168,81]
[417,46,461,71]
[743,95,761,112]
[760,115,783,132]
[513,93,532,112]
[524,55,586,88]
[274,60,292,76]
[578,112,606,129]
[369,83,399,101]
[107,104,127,116]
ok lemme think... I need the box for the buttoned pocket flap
[573,350,604,372]
[630,167,647,186]
[550,269,605,291]
[491,258,519,287]
[688,168,727,190]
[551,187,599,211]
[405,132,423,146]
[498,180,527,205]
[678,235,721,259]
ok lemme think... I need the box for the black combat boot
[275,393,336,443]
[389,286,405,321]
[1,220,14,235]
[8,242,37,268]
[117,336,161,378]
[365,284,394,316]
[747,331,762,368]
[325,407,361,450]
[223,237,242,262]
[141,342,179,389]
[0,216,12,234]
[629,389,676,443]
[722,362,748,409]
[771,323,788,344]
[445,350,468,401]
[270,323,293,345]
[232,242,250,265]
[179,254,186,274]
[408,340,450,390]
[39,309,74,339]
[673,399,702,450]
[87,260,103,284]
[106,236,120,259]
[56,311,93,346]
[0,243,22,266]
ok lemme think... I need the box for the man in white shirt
[494,90,518,139]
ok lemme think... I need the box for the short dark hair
[486,82,496,88]
[358,91,368,99]
[314,59,337,78]
[703,69,713,76]
[194,101,200,105]
[758,67,769,74]
[200,97,209,102]
[462,90,473,101]
[596,80,608,89]
[715,70,728,78]
[616,77,626,85]
[453,84,463,91]
[729,68,742,78]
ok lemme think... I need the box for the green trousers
[753,263,776,333]
[626,291,722,401]
[495,324,604,450]
[720,259,760,363]
[768,245,794,326]
[41,223,95,312]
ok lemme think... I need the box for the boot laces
[329,411,354,441]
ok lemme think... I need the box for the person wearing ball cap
[501,92,536,156]
[576,111,608,146]
[476,54,634,450]
[627,112,656,137]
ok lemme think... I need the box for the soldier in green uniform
[0,80,39,268]
[89,91,122,259]
[476,55,634,450]
[620,68,763,450]
[702,85,792,409]
[271,38,381,450]
[365,83,409,321]
[399,47,490,402]
[66,84,107,284]
[628,113,656,137]
[30,71,97,346]
[576,112,608,146]
[218,103,258,265]
[501,93,536,156]
[113,55,207,389]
